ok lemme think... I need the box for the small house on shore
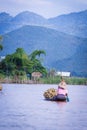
[32,72,42,81]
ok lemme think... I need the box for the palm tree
[0,44,3,51]
[0,36,3,51]
[30,50,46,60]
[29,50,47,75]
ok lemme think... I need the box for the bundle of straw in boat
[43,88,57,99]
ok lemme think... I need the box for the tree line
[0,36,3,51]
[0,46,47,80]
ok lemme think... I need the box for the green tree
[0,36,3,51]
[0,48,47,78]
[30,50,46,60]
[29,50,47,75]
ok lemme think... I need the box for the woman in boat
[56,78,69,101]
[58,78,68,96]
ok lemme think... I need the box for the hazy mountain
[0,12,13,34]
[1,25,86,76]
[0,12,12,22]
[12,11,47,25]
[0,11,47,34]
[52,41,87,77]
[0,10,87,38]
[0,10,87,76]
[48,10,87,38]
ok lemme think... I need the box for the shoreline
[0,81,87,86]
[0,76,87,85]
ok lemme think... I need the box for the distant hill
[1,25,87,77]
[0,12,13,34]
[0,10,87,77]
[12,11,47,25]
[0,11,47,34]
[1,10,87,38]
[52,41,87,77]
[48,10,87,38]
[1,25,81,57]
[0,12,12,23]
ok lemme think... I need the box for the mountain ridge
[0,10,87,38]
[48,10,87,38]
[0,10,87,77]
[0,25,87,77]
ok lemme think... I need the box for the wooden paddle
[66,95,69,102]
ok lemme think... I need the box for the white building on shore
[55,71,71,77]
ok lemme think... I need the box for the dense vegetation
[0,48,47,80]
[1,25,87,77]
[0,36,3,51]
[0,39,87,85]
[41,76,87,85]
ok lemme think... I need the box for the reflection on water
[56,101,67,107]
[0,84,87,130]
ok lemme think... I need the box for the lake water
[0,84,87,130]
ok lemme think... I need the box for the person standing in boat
[57,78,68,97]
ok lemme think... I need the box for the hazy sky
[0,0,87,18]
